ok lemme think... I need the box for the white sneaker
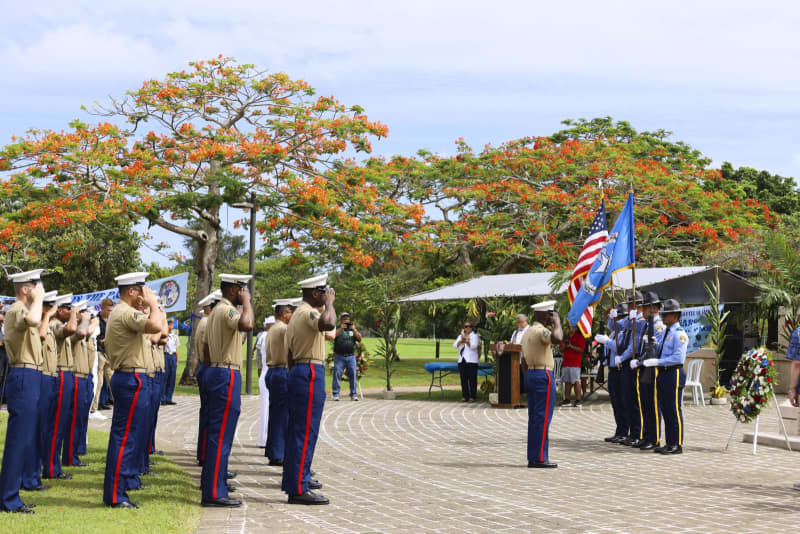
[333,396,340,401]
[351,396,359,402]
[89,411,107,421]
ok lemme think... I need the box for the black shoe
[45,472,72,480]
[268,459,284,466]
[201,497,241,507]
[130,484,146,491]
[226,471,237,480]
[559,399,571,406]
[528,461,558,468]
[160,401,167,406]
[653,446,665,453]
[108,501,139,509]
[72,461,89,467]
[628,439,644,448]
[99,404,111,410]
[7,504,35,514]
[227,486,236,493]
[152,450,164,456]
[23,484,50,492]
[573,400,583,407]
[659,445,683,455]
[309,478,322,490]
[166,401,177,405]
[604,435,621,443]
[638,441,656,451]
[288,491,329,505]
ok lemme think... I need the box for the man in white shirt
[453,321,480,403]
[257,316,275,448]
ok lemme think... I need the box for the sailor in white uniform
[257,316,275,448]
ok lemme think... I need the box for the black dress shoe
[201,497,242,507]
[604,436,620,443]
[108,501,139,509]
[8,504,35,514]
[309,478,322,490]
[628,439,644,448]
[528,461,558,468]
[130,484,146,491]
[618,437,633,446]
[638,441,656,451]
[288,491,329,505]
[23,484,50,491]
[268,459,284,466]
[160,401,167,406]
[659,445,683,455]
[99,404,110,410]
[226,471,237,480]
[46,472,72,480]
[166,401,177,405]
[72,461,89,467]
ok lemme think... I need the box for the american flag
[568,199,608,337]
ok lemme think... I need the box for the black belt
[659,364,683,371]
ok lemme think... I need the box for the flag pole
[629,178,637,310]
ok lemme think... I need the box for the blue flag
[568,193,636,327]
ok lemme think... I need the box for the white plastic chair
[684,359,705,407]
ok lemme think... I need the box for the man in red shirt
[560,325,586,407]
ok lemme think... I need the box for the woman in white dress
[257,317,275,447]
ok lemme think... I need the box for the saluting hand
[141,285,159,307]
[324,288,336,305]
[31,283,45,301]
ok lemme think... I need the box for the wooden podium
[491,343,525,409]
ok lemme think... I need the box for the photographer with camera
[331,312,362,402]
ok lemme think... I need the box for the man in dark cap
[595,303,629,443]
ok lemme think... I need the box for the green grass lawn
[0,413,201,533]
[171,336,473,395]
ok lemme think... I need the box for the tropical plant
[704,272,731,398]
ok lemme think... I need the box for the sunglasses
[463,325,472,328]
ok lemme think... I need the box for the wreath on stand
[729,347,778,424]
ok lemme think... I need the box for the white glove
[643,358,659,368]
[609,309,618,319]
[641,335,648,343]
[629,310,637,320]
[630,359,639,369]
[614,356,622,367]
[595,334,610,345]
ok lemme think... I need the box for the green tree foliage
[715,162,800,216]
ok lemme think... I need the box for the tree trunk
[179,221,219,385]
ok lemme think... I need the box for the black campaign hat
[661,299,681,313]
[627,290,643,304]
[616,303,628,315]
[643,291,661,305]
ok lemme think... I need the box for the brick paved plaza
[92,391,800,533]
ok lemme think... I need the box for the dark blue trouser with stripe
[622,365,641,439]
[265,367,289,462]
[38,375,58,481]
[137,375,153,475]
[163,354,177,403]
[638,368,661,444]
[43,370,73,478]
[103,371,150,505]
[196,363,208,464]
[526,368,555,464]
[0,368,42,511]
[606,367,629,438]
[200,367,241,501]
[281,363,325,496]
[79,374,93,456]
[149,372,163,454]
[64,375,89,465]
[657,367,686,447]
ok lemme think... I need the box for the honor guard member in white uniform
[595,303,630,443]
[195,291,221,466]
[257,315,275,448]
[102,272,165,509]
[0,270,46,514]
[522,300,562,468]
[35,291,60,489]
[282,274,336,505]
[642,299,688,454]
[43,293,78,481]
[265,300,294,464]
[201,275,253,508]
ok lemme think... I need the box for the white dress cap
[73,300,88,311]
[264,316,276,326]
[531,299,557,312]
[273,298,294,307]
[289,297,303,306]
[210,290,223,301]
[8,269,44,284]
[55,293,74,307]
[219,274,252,287]
[42,291,59,304]
[297,273,328,290]
[115,272,149,286]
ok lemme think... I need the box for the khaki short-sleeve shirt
[4,300,42,366]
[105,301,150,370]
[51,318,74,369]
[42,328,58,373]
[71,335,91,375]
[154,344,165,370]
[207,298,243,367]
[285,302,325,361]
[266,320,288,367]
[87,339,97,372]
[142,336,156,375]
[193,316,208,362]
[521,322,554,369]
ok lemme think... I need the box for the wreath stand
[724,384,792,455]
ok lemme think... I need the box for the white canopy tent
[397,266,761,305]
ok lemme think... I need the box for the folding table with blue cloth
[423,362,494,398]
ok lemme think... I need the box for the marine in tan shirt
[285,302,327,363]
[207,298,244,367]
[521,322,555,370]
[4,300,43,367]
[266,320,289,368]
[106,301,156,370]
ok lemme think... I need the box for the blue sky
[2,1,799,266]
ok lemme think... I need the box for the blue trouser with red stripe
[281,363,325,496]
[196,363,209,464]
[265,367,289,462]
[163,355,177,403]
[149,371,163,454]
[79,374,93,456]
[103,371,150,505]
[200,367,241,501]
[0,368,42,511]
[43,370,73,478]
[64,375,89,465]
[38,375,58,480]
[525,368,555,464]
[657,367,686,447]
[136,375,153,475]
